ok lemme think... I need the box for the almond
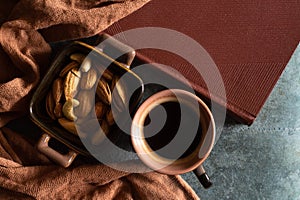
[101,120,110,135]
[77,118,99,134]
[95,101,106,119]
[74,90,95,118]
[54,103,63,118]
[58,118,77,135]
[96,78,112,105]
[80,68,98,90]
[106,108,114,126]
[80,56,91,72]
[91,120,110,145]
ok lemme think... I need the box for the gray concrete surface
[182,44,300,200]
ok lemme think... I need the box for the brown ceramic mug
[131,89,215,188]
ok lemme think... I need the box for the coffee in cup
[131,89,215,188]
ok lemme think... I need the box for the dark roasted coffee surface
[144,102,202,159]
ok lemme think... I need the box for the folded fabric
[0,125,198,199]
[0,0,199,199]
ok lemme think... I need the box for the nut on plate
[58,118,77,135]
[80,56,92,72]
[54,103,63,118]
[96,78,112,105]
[77,118,99,134]
[45,49,132,146]
[74,90,95,118]
[64,68,81,101]
[62,99,80,121]
[91,120,110,145]
[95,101,106,119]
[80,67,98,90]
[59,61,78,78]
[52,77,63,104]
[106,108,115,126]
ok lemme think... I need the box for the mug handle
[193,165,212,189]
[36,133,78,168]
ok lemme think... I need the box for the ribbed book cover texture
[105,0,300,124]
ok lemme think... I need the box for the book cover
[104,0,300,124]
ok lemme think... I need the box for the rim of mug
[131,89,216,175]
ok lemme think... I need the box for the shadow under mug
[131,89,215,189]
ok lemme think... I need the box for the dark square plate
[30,41,144,157]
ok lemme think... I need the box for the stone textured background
[182,43,300,200]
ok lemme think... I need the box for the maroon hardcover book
[104,0,300,125]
